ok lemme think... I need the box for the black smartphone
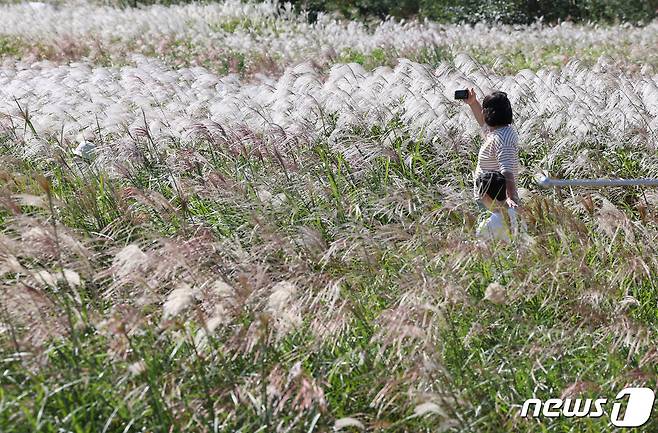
[454,89,469,100]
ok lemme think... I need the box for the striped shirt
[473,124,520,198]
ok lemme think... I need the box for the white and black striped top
[473,124,520,197]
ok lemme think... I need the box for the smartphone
[454,89,469,100]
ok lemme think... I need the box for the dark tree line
[111,0,657,24]
[287,0,658,24]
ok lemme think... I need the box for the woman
[464,89,520,208]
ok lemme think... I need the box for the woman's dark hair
[477,171,507,201]
[482,91,513,127]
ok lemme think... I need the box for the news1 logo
[520,387,655,427]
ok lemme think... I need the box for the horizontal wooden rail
[536,175,658,188]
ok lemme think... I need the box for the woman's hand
[506,197,518,209]
[464,88,478,106]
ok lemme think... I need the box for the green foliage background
[289,0,658,24]
[98,0,658,24]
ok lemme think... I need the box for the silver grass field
[1,1,658,432]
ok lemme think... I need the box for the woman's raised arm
[464,88,485,128]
